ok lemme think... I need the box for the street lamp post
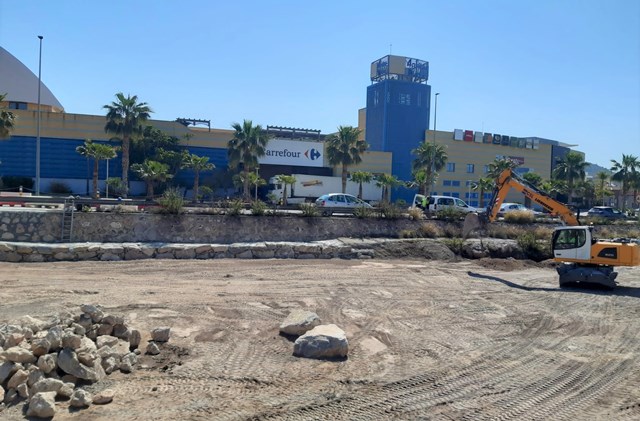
[36,35,43,196]
[430,92,440,191]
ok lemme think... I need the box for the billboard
[371,55,429,81]
[493,134,502,145]
[483,133,493,144]
[454,129,464,140]
[259,139,324,167]
[474,131,483,143]
[464,130,474,142]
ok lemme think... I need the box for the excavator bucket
[463,212,485,239]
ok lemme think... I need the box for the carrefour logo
[305,148,321,161]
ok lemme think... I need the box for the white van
[412,194,478,214]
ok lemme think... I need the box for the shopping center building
[1,46,580,204]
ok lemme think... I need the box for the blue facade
[366,80,431,202]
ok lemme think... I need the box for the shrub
[399,229,417,238]
[517,232,550,261]
[443,238,464,254]
[354,205,374,219]
[436,208,465,222]
[49,181,72,194]
[417,222,443,238]
[106,178,128,198]
[379,203,402,219]
[408,207,424,220]
[157,187,185,214]
[533,226,554,241]
[198,186,213,202]
[503,210,535,224]
[1,176,34,191]
[487,225,525,239]
[226,199,245,216]
[251,200,267,216]
[299,203,319,217]
[442,223,462,238]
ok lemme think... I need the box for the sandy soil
[1,258,639,420]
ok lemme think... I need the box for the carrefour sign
[259,139,324,167]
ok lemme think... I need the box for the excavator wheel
[556,263,618,290]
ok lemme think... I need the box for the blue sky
[1,0,638,168]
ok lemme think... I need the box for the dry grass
[503,210,535,224]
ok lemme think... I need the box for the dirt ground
[1,258,639,420]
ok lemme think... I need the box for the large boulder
[70,389,93,408]
[279,310,321,336]
[27,391,57,418]
[151,327,170,342]
[293,324,348,359]
[57,348,105,382]
[2,346,37,363]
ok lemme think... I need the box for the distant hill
[585,163,611,177]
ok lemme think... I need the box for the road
[1,258,639,420]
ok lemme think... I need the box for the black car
[587,206,626,219]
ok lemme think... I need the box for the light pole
[36,35,43,195]
[430,92,440,192]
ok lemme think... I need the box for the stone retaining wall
[0,210,422,244]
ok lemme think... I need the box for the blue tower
[365,55,431,202]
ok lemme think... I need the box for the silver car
[315,193,373,216]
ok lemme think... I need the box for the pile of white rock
[279,309,348,359]
[0,304,150,418]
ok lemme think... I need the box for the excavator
[463,168,640,289]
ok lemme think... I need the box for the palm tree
[182,153,215,203]
[540,179,568,201]
[75,139,117,199]
[103,93,153,195]
[552,151,589,203]
[131,160,171,199]
[471,177,495,208]
[0,93,16,139]
[522,172,542,208]
[375,173,401,203]
[247,171,266,201]
[228,120,270,200]
[325,126,368,193]
[406,169,428,196]
[349,171,373,199]
[411,142,447,196]
[275,174,296,206]
[595,171,610,205]
[611,154,639,210]
[487,157,519,179]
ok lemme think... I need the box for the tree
[522,172,543,208]
[412,142,447,196]
[406,169,428,197]
[181,153,214,203]
[131,160,171,199]
[349,171,373,199]
[375,173,402,203]
[595,171,611,205]
[552,151,589,204]
[275,174,296,206]
[75,139,117,199]
[103,93,153,195]
[540,179,568,201]
[0,93,16,139]
[611,154,639,210]
[471,177,495,208]
[487,157,519,179]
[247,171,266,201]
[325,126,368,193]
[228,120,270,200]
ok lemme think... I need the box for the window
[447,163,456,172]
[399,93,411,105]
[467,164,475,173]
[373,91,379,107]
[442,192,451,196]
[443,180,451,186]
[452,180,461,187]
[484,165,490,174]
[336,195,346,204]
[8,102,28,110]
[451,192,460,198]
[553,229,586,250]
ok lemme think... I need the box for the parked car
[586,206,626,219]
[498,203,541,217]
[315,193,373,216]
[411,194,479,214]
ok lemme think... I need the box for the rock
[279,309,321,336]
[120,352,137,373]
[146,342,161,355]
[70,389,92,408]
[7,368,28,389]
[151,327,170,342]
[77,350,98,367]
[5,332,25,348]
[113,324,130,340]
[17,383,29,399]
[129,329,141,349]
[57,348,104,382]
[58,382,75,399]
[101,314,123,326]
[30,378,64,394]
[61,374,78,385]
[19,315,47,333]
[62,332,83,350]
[31,338,51,357]
[96,335,119,348]
[45,326,63,350]
[97,323,113,336]
[97,345,116,359]
[0,386,4,402]
[37,353,57,374]
[79,336,97,352]
[102,356,118,374]
[26,391,57,418]
[27,368,45,387]
[4,388,17,404]
[293,324,349,359]
[77,314,93,331]
[71,323,86,336]
[81,304,104,323]
[2,346,36,363]
[93,388,115,404]
[0,361,19,383]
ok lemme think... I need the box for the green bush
[251,200,267,216]
[436,208,465,222]
[226,199,245,216]
[49,181,72,194]
[299,203,319,217]
[379,203,402,219]
[1,176,34,191]
[157,187,185,214]
[408,207,424,220]
[354,205,374,219]
[503,210,535,224]
[443,238,464,254]
[517,232,550,261]
[417,222,443,238]
[106,178,128,198]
